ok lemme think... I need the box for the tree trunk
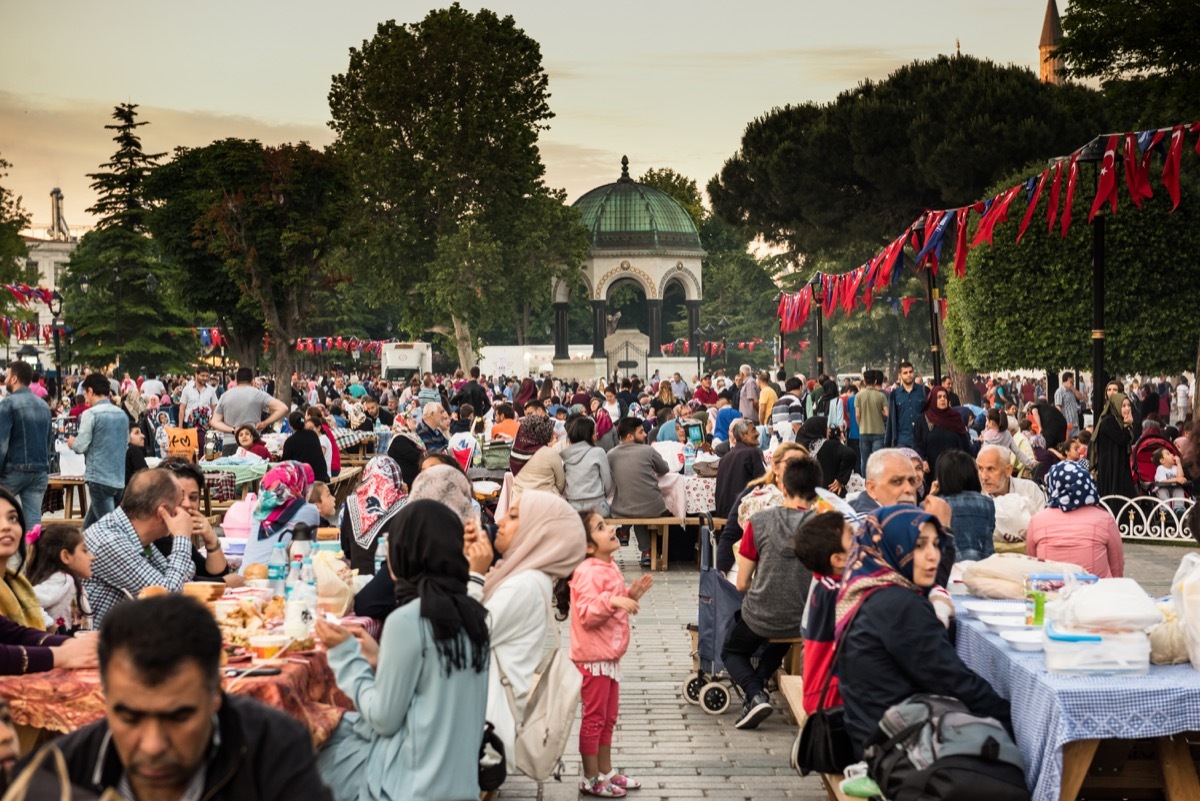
[272,342,296,404]
[451,315,476,371]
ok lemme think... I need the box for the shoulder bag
[792,611,856,776]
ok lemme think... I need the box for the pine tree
[60,104,190,374]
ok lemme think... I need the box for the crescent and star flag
[1017,170,1049,244]
[1060,153,1080,238]
[1163,125,1185,211]
[1088,135,1120,223]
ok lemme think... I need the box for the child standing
[24,524,94,633]
[570,511,653,798]
[1154,448,1189,511]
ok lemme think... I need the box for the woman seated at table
[158,458,236,584]
[932,450,996,562]
[837,504,1011,757]
[510,415,563,500]
[1026,461,1124,578]
[562,415,612,516]
[282,411,331,483]
[239,461,322,574]
[234,424,271,460]
[315,500,490,801]
[0,488,97,674]
[340,456,408,575]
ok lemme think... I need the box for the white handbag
[495,583,581,782]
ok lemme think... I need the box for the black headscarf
[387,499,489,675]
[797,416,828,449]
[1033,402,1068,450]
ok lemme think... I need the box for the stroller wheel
[700,682,731,715]
[683,675,705,704]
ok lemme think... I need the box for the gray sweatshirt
[561,441,613,507]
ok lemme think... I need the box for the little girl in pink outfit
[569,510,653,797]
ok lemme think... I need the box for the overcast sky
[2,0,1062,233]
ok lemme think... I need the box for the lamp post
[808,273,825,378]
[1067,136,1110,416]
[717,317,730,373]
[693,326,703,381]
[48,291,64,396]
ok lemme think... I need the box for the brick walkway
[496,540,1196,800]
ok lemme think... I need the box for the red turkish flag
[1060,153,1079,238]
[901,297,919,317]
[1088,135,1120,223]
[1046,161,1063,234]
[1124,133,1152,208]
[971,185,1021,248]
[1163,125,1185,211]
[1017,169,1049,244]
[952,207,970,279]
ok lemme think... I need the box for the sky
[1,0,1063,234]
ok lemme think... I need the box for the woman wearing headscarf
[472,490,587,770]
[316,500,490,801]
[509,414,557,476]
[1093,389,1138,499]
[594,408,618,452]
[912,386,972,488]
[281,410,331,483]
[239,461,321,573]
[1026,461,1123,578]
[837,505,1011,757]
[795,416,856,496]
[513,378,539,410]
[340,456,408,575]
[1030,401,1068,485]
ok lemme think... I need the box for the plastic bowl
[1000,629,1044,652]
[979,615,1034,633]
[248,634,289,662]
[962,600,1024,618]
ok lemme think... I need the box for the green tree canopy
[943,161,1200,377]
[0,154,30,292]
[329,4,576,367]
[60,104,191,374]
[708,55,1109,264]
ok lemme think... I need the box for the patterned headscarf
[594,408,614,439]
[253,460,315,540]
[1043,461,1099,513]
[835,504,942,637]
[345,456,407,550]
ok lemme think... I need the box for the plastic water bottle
[285,556,302,599]
[299,558,318,622]
[267,544,289,597]
[374,536,387,575]
[684,441,696,476]
[300,557,316,591]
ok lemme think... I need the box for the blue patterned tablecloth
[953,599,1200,801]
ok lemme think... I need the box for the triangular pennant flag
[1163,124,1185,211]
[1060,153,1080,238]
[952,207,970,279]
[1088,135,1120,222]
[1017,169,1049,244]
[901,297,919,317]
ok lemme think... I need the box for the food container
[999,629,1044,652]
[247,579,272,591]
[979,615,1033,633]
[1024,573,1099,625]
[248,634,290,663]
[212,600,239,622]
[1043,622,1150,675]
[317,527,340,542]
[963,600,1024,618]
[314,541,343,555]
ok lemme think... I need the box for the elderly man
[416,402,449,453]
[26,595,331,800]
[737,364,759,421]
[977,443,1046,552]
[608,416,672,568]
[849,448,923,515]
[84,468,196,626]
[715,418,766,520]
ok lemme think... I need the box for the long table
[954,600,1200,800]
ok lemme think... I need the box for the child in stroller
[1153,447,1191,511]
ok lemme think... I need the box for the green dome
[572,157,703,251]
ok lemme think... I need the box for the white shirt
[1177,384,1191,407]
[179,380,218,421]
[140,379,166,398]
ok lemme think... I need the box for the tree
[943,161,1200,377]
[328,5,565,367]
[0,155,29,280]
[60,104,191,373]
[145,138,350,400]
[708,56,1109,264]
[1055,0,1200,124]
[638,168,704,229]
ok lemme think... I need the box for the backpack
[864,694,1029,801]
[495,583,581,782]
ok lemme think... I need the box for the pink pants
[578,668,620,756]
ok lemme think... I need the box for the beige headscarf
[409,465,475,522]
[482,490,586,603]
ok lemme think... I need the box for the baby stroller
[682,514,743,715]
[1131,432,1192,498]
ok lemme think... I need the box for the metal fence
[1102,495,1196,544]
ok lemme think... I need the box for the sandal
[580,778,626,797]
[608,773,641,790]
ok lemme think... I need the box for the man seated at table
[714,418,765,520]
[608,416,672,568]
[977,444,1046,552]
[416,402,450,453]
[84,468,196,627]
[20,595,332,800]
[490,403,519,441]
[849,448,922,515]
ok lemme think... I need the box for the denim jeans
[721,611,791,700]
[84,483,123,528]
[0,472,48,531]
[859,433,885,477]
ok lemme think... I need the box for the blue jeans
[0,472,48,531]
[859,434,885,477]
[84,483,123,528]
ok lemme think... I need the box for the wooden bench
[605,517,685,571]
[48,476,87,521]
[778,674,852,801]
[329,466,363,509]
[769,636,804,677]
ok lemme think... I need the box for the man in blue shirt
[69,373,132,527]
[0,360,53,528]
[885,361,928,449]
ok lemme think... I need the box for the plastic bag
[312,550,355,617]
[1149,602,1190,665]
[962,553,1085,600]
[1054,578,1163,632]
[1172,553,1200,670]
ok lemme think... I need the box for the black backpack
[863,694,1029,801]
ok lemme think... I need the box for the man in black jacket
[16,595,332,801]
[450,365,491,418]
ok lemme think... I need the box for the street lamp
[717,317,730,372]
[808,273,825,378]
[48,291,64,397]
[692,326,703,381]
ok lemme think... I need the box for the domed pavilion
[552,157,705,378]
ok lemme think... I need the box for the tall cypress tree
[61,104,190,373]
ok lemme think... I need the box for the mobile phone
[226,666,282,677]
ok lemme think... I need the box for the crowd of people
[0,355,1194,799]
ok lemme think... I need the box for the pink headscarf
[481,491,587,603]
[594,408,614,439]
[253,460,315,540]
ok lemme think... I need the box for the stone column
[647,299,663,355]
[686,300,701,360]
[591,300,607,359]
[553,302,570,360]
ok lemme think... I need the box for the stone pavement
[495,539,1196,801]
